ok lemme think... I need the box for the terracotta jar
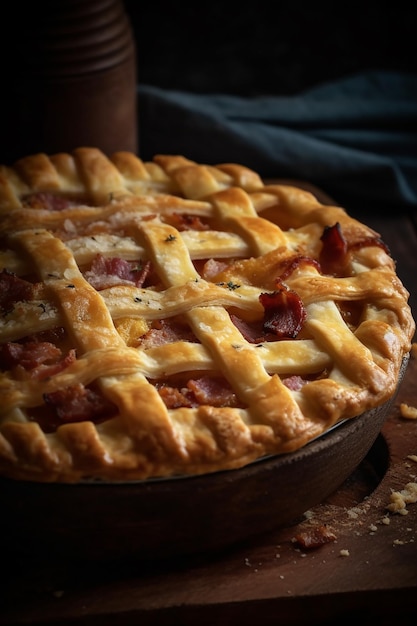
[2,0,138,163]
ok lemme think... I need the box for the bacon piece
[0,340,76,380]
[22,192,76,211]
[337,300,363,329]
[260,289,307,339]
[43,383,117,423]
[230,288,307,343]
[157,385,195,409]
[166,213,210,231]
[187,376,238,407]
[27,326,67,345]
[319,222,348,276]
[294,525,337,549]
[0,270,35,313]
[140,319,198,348]
[0,341,61,370]
[85,254,151,290]
[319,223,390,277]
[229,314,266,344]
[31,349,76,381]
[282,375,306,391]
[157,376,240,409]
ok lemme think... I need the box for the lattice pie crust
[0,148,414,482]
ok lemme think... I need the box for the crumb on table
[386,482,417,515]
[400,403,417,420]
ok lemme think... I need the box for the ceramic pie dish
[0,362,407,561]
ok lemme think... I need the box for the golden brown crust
[0,147,414,483]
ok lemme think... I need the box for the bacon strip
[0,341,61,370]
[157,376,240,409]
[0,340,76,380]
[85,254,151,290]
[22,192,77,211]
[43,383,117,423]
[319,223,348,276]
[157,385,194,409]
[166,213,210,231]
[140,318,198,348]
[229,315,266,344]
[0,270,36,313]
[260,289,307,339]
[230,288,307,343]
[188,376,238,407]
[319,222,391,276]
[282,375,306,391]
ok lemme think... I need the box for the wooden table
[1,201,416,626]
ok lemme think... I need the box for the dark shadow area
[124,2,417,96]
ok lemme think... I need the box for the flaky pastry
[0,148,414,482]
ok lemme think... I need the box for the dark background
[124,2,417,96]
[1,2,416,165]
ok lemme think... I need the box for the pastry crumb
[347,506,362,519]
[400,403,417,419]
[339,549,350,557]
[386,482,417,514]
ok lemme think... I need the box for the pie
[0,147,414,483]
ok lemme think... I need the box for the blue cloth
[138,71,417,213]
